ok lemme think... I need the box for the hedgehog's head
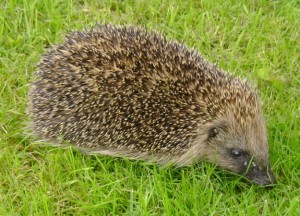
[191,80,275,186]
[201,111,275,186]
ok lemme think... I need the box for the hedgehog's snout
[245,163,276,187]
[227,148,275,186]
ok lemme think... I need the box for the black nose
[251,176,275,187]
[258,177,276,188]
[263,183,275,189]
[246,165,276,187]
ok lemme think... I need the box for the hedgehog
[28,24,275,186]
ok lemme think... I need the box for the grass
[1,0,299,215]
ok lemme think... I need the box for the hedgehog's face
[201,112,275,186]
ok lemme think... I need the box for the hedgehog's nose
[250,174,275,187]
[246,165,276,187]
[258,172,276,188]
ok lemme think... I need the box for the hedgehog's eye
[230,148,242,158]
[208,127,219,139]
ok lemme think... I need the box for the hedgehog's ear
[208,127,219,139]
[207,123,228,140]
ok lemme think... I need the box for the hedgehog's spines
[28,25,274,185]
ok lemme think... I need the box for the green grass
[1,0,299,215]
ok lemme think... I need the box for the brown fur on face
[28,25,275,186]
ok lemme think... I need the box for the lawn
[1,0,299,215]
